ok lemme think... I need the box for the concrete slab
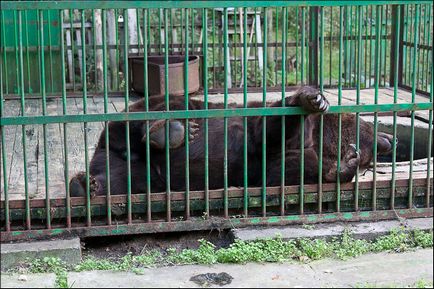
[231,217,433,242]
[311,249,433,288]
[0,273,56,288]
[1,238,81,272]
[67,249,433,288]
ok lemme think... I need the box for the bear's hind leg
[69,171,102,198]
[145,119,199,150]
[324,144,361,183]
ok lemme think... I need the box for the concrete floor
[1,249,433,288]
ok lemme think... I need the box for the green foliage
[372,228,415,253]
[217,237,299,263]
[167,239,218,265]
[332,230,371,260]
[413,229,433,248]
[28,257,68,288]
[297,238,333,260]
[75,250,161,272]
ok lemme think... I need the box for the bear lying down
[69,86,394,197]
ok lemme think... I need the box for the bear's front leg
[286,86,330,113]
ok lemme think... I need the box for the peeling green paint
[267,217,281,223]
[285,216,301,221]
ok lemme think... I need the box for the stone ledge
[1,238,81,272]
[231,217,433,242]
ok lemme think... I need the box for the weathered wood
[1,101,20,199]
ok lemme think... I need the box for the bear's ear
[377,132,395,155]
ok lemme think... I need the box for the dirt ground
[81,229,234,260]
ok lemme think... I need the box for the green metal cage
[0,0,433,242]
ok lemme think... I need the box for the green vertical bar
[402,5,409,85]
[14,11,19,95]
[158,9,162,53]
[419,5,425,92]
[364,7,368,88]
[212,9,216,88]
[1,11,9,94]
[39,10,51,229]
[17,11,31,230]
[233,8,237,86]
[202,8,210,218]
[317,7,324,214]
[47,12,54,93]
[373,5,381,211]
[223,8,229,218]
[191,8,195,53]
[349,6,354,86]
[329,7,333,86]
[408,6,415,88]
[369,6,374,88]
[409,4,420,208]
[115,9,120,90]
[344,7,349,87]
[164,8,171,222]
[354,6,361,211]
[92,10,97,92]
[274,7,278,86]
[184,8,190,220]
[391,5,401,210]
[242,7,248,218]
[383,6,389,87]
[144,9,151,223]
[426,27,433,208]
[69,10,75,91]
[59,10,71,228]
[25,11,31,93]
[280,7,287,216]
[0,52,9,231]
[262,8,267,217]
[102,9,112,225]
[336,6,344,213]
[295,7,299,85]
[424,6,432,91]
[254,7,258,85]
[123,9,132,224]
[81,10,91,227]
[301,7,305,84]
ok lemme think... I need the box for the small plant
[297,238,332,260]
[372,228,414,253]
[28,257,68,288]
[413,229,433,248]
[167,239,217,265]
[332,230,371,260]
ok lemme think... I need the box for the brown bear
[69,86,394,197]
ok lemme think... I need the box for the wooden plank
[1,100,21,200]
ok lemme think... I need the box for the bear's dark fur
[69,86,394,197]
